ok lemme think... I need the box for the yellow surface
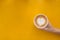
[0,0,60,40]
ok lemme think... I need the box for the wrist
[51,28,60,34]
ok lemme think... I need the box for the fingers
[33,14,54,31]
[33,14,48,29]
[33,14,60,34]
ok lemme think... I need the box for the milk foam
[37,17,45,26]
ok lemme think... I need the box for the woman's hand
[33,14,60,34]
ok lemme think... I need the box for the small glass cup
[33,14,48,29]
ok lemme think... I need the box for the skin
[43,22,60,34]
[34,14,60,34]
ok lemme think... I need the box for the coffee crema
[34,14,48,29]
[35,14,47,27]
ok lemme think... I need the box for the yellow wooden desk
[0,0,60,40]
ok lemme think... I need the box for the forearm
[46,22,60,34]
[44,24,60,34]
[52,28,60,34]
[33,14,60,34]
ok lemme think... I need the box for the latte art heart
[37,17,46,26]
